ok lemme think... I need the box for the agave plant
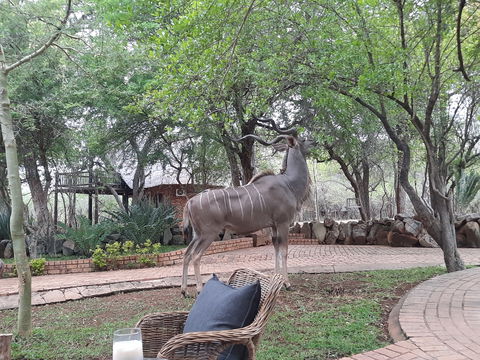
[105,201,178,245]
[456,171,480,214]
[0,211,10,240]
[56,216,111,256]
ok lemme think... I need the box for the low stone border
[3,238,254,276]
[0,276,203,310]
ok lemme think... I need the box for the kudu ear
[287,136,297,148]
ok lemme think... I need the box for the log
[0,334,12,360]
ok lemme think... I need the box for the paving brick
[2,245,480,359]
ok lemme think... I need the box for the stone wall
[2,237,254,277]
[291,213,480,248]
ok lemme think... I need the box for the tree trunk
[0,154,10,214]
[0,67,32,336]
[238,139,255,184]
[22,154,52,256]
[132,165,146,205]
[394,151,406,214]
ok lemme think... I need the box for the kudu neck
[283,147,309,199]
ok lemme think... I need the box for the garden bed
[2,238,254,277]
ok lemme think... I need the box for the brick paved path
[2,244,480,360]
[339,267,480,360]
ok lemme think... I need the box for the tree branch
[455,0,471,81]
[5,0,72,74]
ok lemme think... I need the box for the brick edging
[3,237,254,276]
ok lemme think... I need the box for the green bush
[91,246,107,269]
[105,201,178,245]
[56,216,111,256]
[10,258,47,276]
[30,258,46,276]
[91,240,161,270]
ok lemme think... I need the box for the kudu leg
[276,224,291,290]
[181,239,200,297]
[191,238,213,294]
[271,226,281,274]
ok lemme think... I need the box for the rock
[375,229,390,246]
[252,228,271,246]
[325,223,339,244]
[105,233,122,243]
[163,228,173,245]
[457,221,480,248]
[222,229,233,241]
[0,239,10,258]
[342,222,353,245]
[351,222,368,245]
[300,222,312,239]
[337,223,346,243]
[62,239,76,256]
[391,220,405,234]
[171,234,185,245]
[367,223,390,245]
[3,242,13,258]
[456,232,466,247]
[324,218,335,228]
[388,232,419,247]
[311,222,327,243]
[48,238,64,255]
[337,222,352,245]
[418,230,439,248]
[290,223,301,233]
[394,213,409,221]
[404,218,423,237]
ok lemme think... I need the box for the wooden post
[0,334,12,360]
[54,172,58,225]
[94,189,99,224]
[122,194,129,213]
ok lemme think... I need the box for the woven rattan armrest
[136,311,189,359]
[159,325,259,360]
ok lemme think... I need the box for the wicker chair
[136,268,284,360]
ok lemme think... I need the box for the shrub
[91,246,107,269]
[91,240,161,270]
[56,216,111,256]
[10,258,47,276]
[30,258,46,276]
[105,201,178,245]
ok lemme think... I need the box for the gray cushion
[183,274,261,360]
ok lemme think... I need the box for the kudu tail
[182,203,193,245]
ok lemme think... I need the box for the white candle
[112,339,143,360]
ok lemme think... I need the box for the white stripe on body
[242,185,255,219]
[212,190,222,212]
[199,192,204,210]
[232,187,245,219]
[221,189,231,215]
[251,183,267,212]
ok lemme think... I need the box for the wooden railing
[56,171,127,190]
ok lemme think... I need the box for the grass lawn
[0,266,445,360]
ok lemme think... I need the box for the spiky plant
[0,211,10,240]
[105,201,178,245]
[456,171,480,214]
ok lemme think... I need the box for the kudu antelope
[181,131,312,296]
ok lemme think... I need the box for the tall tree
[300,0,480,271]
[0,0,72,336]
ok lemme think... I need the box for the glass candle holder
[113,328,143,360]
